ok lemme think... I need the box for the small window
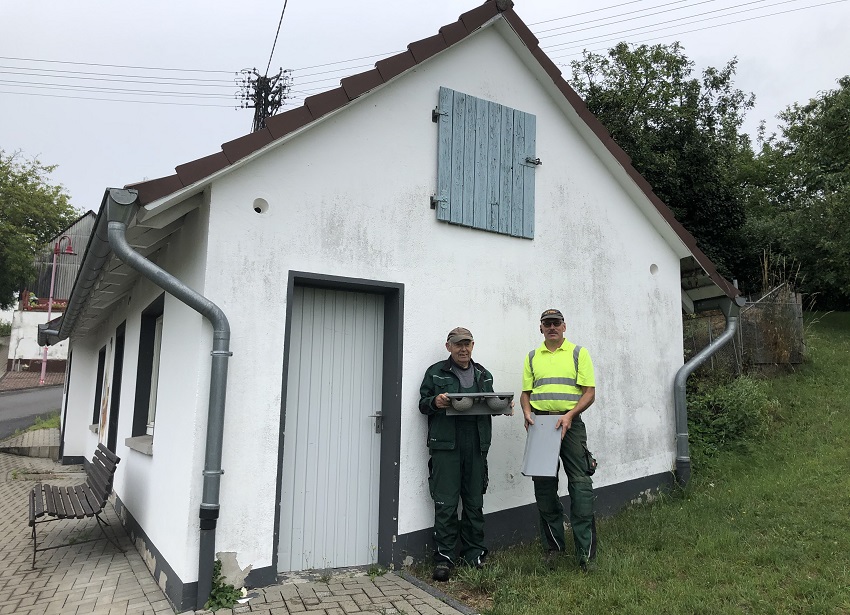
[146,315,163,435]
[92,346,107,425]
[132,294,165,438]
[433,86,538,238]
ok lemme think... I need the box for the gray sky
[2,0,848,212]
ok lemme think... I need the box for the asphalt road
[0,386,64,441]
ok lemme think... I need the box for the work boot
[432,562,452,582]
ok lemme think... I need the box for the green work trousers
[531,415,597,563]
[428,419,487,567]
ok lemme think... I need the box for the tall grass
[421,312,850,615]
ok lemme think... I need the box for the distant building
[5,211,95,374]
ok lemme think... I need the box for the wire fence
[683,292,805,378]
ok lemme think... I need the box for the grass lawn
[16,410,61,436]
[416,312,850,615]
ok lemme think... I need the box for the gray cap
[540,308,564,321]
[446,326,474,343]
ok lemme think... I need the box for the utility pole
[238,68,292,132]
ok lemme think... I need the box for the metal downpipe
[105,188,230,608]
[674,297,742,487]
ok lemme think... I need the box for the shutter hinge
[430,195,448,209]
[432,108,448,122]
[525,157,542,166]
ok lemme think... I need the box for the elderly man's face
[540,318,566,343]
[445,340,474,368]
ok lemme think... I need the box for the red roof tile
[125,174,183,204]
[408,33,448,64]
[304,87,351,118]
[341,69,384,100]
[175,152,230,186]
[221,128,274,164]
[265,106,314,140]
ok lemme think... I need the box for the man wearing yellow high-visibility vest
[521,308,598,571]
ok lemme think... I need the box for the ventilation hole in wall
[650,264,659,275]
[253,198,269,214]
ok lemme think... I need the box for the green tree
[570,42,755,278]
[0,149,78,309]
[745,76,850,307]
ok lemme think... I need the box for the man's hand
[434,393,451,409]
[523,410,534,431]
[555,412,574,440]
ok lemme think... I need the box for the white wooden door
[278,286,384,571]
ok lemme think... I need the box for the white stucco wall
[8,309,69,362]
[62,207,211,583]
[62,18,690,586]
[196,20,684,572]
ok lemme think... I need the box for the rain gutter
[673,295,745,487]
[105,188,230,609]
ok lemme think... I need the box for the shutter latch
[525,157,542,166]
[432,107,448,122]
[430,195,448,209]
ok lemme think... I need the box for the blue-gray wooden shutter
[434,86,537,238]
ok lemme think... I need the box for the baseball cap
[540,309,564,322]
[446,327,474,343]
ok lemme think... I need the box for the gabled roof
[125,0,739,304]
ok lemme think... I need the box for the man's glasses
[542,320,563,328]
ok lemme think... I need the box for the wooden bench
[28,443,125,566]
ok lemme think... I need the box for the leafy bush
[0,320,10,337]
[688,375,780,456]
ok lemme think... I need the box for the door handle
[367,411,383,434]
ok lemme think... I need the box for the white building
[5,211,95,376]
[41,2,741,610]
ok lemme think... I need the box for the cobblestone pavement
[0,427,60,459]
[0,452,172,615]
[0,451,472,615]
[0,371,65,392]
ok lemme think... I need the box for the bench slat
[73,485,95,516]
[33,484,45,518]
[97,443,120,466]
[64,487,85,518]
[58,486,77,519]
[51,486,66,517]
[86,460,111,500]
[80,482,105,511]
[44,484,57,515]
[94,450,118,475]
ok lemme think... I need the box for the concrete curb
[398,569,481,615]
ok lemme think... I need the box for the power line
[0,90,235,107]
[0,69,237,89]
[290,51,403,72]
[265,0,290,76]
[0,56,233,74]
[527,0,676,26]
[536,0,718,36]
[543,0,796,50]
[0,79,234,99]
[0,64,235,84]
[547,0,848,59]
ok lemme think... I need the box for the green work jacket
[418,358,494,452]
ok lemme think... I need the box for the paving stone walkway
[0,371,64,392]
[0,451,472,615]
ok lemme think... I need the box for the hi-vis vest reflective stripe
[528,345,583,403]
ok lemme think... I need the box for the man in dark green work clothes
[419,326,506,582]
[521,308,598,571]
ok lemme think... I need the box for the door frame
[272,271,404,572]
